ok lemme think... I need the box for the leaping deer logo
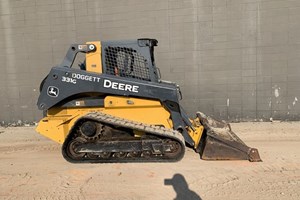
[47,86,59,97]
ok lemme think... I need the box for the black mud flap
[196,112,262,162]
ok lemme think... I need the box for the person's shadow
[164,174,202,200]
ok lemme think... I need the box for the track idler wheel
[164,139,182,159]
[67,137,87,159]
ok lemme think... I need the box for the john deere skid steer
[36,39,261,163]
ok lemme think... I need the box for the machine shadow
[164,173,202,200]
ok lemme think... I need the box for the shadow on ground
[165,173,201,200]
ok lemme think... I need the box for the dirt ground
[0,122,300,200]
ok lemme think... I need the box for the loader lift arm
[60,44,96,68]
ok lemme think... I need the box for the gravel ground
[0,122,300,200]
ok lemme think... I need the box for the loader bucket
[196,112,262,162]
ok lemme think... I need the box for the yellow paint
[36,95,204,150]
[36,96,173,144]
[188,126,204,148]
[85,41,102,73]
[102,96,173,128]
[36,107,104,144]
[104,96,161,108]
[187,118,204,148]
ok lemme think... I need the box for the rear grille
[104,46,150,81]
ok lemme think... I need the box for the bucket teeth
[196,112,262,162]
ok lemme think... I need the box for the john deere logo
[47,86,59,97]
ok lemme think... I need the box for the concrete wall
[1,0,300,123]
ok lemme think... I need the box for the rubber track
[62,112,185,163]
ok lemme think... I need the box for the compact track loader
[36,39,261,163]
